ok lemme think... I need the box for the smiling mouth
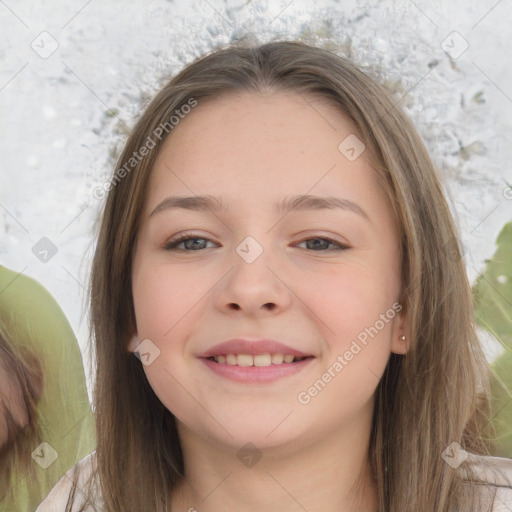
[206,354,313,366]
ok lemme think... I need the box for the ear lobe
[391,334,410,355]
[127,335,140,353]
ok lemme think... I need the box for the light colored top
[36,450,512,511]
[0,265,95,512]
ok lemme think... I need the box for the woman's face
[131,91,409,451]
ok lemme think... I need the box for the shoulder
[0,264,58,312]
[0,264,77,351]
[460,453,512,511]
[35,451,102,512]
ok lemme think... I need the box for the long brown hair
[87,40,496,511]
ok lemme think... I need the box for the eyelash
[164,234,350,252]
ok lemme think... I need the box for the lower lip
[199,357,314,383]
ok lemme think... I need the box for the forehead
[144,90,392,226]
[158,90,361,164]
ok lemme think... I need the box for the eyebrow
[149,194,370,220]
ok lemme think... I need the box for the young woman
[37,40,512,512]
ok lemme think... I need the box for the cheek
[132,261,195,417]
[132,259,205,339]
[296,260,398,399]
[304,260,398,337]
[142,362,182,411]
[295,271,396,417]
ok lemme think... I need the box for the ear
[390,305,411,355]
[127,334,140,353]
[391,333,410,355]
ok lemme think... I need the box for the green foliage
[473,222,512,457]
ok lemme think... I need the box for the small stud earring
[400,335,406,341]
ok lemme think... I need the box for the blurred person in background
[0,264,95,512]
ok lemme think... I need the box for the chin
[179,410,305,448]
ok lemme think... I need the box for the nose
[213,243,292,317]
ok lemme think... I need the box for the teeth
[271,353,284,364]
[237,354,253,367]
[212,353,306,366]
[254,354,272,366]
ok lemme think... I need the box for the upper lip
[197,338,313,358]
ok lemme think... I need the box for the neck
[171,400,378,512]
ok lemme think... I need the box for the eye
[295,236,350,252]
[164,234,216,251]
